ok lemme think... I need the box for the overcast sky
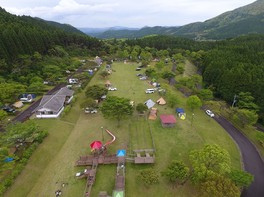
[1,0,256,28]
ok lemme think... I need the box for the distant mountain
[79,26,140,37]
[89,0,264,40]
[176,0,264,39]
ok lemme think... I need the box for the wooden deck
[76,155,118,166]
[134,152,155,164]
[76,150,155,196]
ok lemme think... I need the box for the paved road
[215,116,264,197]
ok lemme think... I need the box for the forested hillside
[88,0,264,40]
[0,7,106,106]
[0,7,102,62]
[201,35,264,122]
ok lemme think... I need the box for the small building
[34,87,74,118]
[159,114,176,128]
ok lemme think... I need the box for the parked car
[2,106,16,113]
[85,108,98,114]
[145,89,155,94]
[136,73,143,77]
[205,110,215,117]
[20,97,33,103]
[136,68,141,71]
[139,76,147,80]
[108,87,117,91]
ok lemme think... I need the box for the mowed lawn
[5,62,241,197]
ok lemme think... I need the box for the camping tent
[176,108,186,120]
[144,99,155,109]
[105,80,111,87]
[149,108,158,120]
[117,150,126,157]
[156,97,166,105]
[13,101,23,108]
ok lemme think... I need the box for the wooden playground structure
[75,129,155,197]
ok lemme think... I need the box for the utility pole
[101,126,104,142]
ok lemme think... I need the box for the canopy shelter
[160,114,176,128]
[90,141,103,150]
[156,97,166,105]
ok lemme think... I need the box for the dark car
[2,106,16,113]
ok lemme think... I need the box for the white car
[108,87,117,91]
[206,110,215,117]
[85,108,98,114]
[145,89,155,94]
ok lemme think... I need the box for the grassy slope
[5,61,241,197]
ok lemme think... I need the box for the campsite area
[5,61,241,197]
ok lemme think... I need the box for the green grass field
[5,61,241,197]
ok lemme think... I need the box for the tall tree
[232,109,258,128]
[200,174,240,197]
[228,169,254,188]
[186,95,202,112]
[189,144,231,184]
[100,96,133,126]
[237,92,259,111]
[85,85,108,100]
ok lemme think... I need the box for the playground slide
[104,129,116,147]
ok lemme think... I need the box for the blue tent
[176,108,185,113]
[4,157,14,163]
[116,150,126,157]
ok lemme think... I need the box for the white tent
[144,99,155,109]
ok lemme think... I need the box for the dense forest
[0,7,103,62]
[202,35,264,122]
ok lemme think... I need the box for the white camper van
[145,89,155,94]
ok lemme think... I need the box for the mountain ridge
[84,0,264,40]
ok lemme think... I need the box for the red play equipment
[90,129,116,154]
[90,141,103,150]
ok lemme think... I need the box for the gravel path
[214,116,264,197]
